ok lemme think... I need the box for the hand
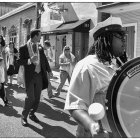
[89,122,100,137]
[66,62,70,66]
[48,72,53,78]
[30,55,38,64]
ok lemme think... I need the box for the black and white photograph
[0,1,139,138]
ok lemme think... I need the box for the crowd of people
[0,16,129,137]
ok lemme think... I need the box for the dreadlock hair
[88,31,114,64]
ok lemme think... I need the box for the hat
[93,17,125,40]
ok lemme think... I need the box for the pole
[36,2,42,29]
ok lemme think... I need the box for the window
[9,25,17,45]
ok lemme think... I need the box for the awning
[51,19,90,32]
[41,19,90,34]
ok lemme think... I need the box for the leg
[22,78,35,119]
[0,83,8,105]
[55,70,68,96]
[10,75,13,85]
[47,80,53,98]
[29,73,42,116]
[47,73,53,98]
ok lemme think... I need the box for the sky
[71,3,97,23]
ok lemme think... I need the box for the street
[0,72,77,138]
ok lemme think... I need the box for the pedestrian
[7,41,19,86]
[17,65,25,89]
[0,35,8,84]
[43,40,54,98]
[44,40,53,63]
[0,56,9,106]
[64,17,127,137]
[54,45,75,97]
[18,29,53,126]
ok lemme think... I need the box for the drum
[106,57,140,138]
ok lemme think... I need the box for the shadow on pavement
[28,121,75,138]
[0,84,24,118]
[44,98,64,109]
[0,104,21,118]
[5,85,25,108]
[38,101,77,126]
[7,83,26,94]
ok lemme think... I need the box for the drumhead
[106,57,140,138]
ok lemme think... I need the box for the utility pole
[36,2,44,29]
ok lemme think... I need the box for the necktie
[33,44,40,73]
[32,43,37,54]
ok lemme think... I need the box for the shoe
[21,117,28,126]
[48,91,53,99]
[4,99,10,107]
[4,102,11,107]
[53,92,60,97]
[29,114,40,123]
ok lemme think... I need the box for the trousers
[22,72,42,119]
[0,83,8,104]
[56,70,70,93]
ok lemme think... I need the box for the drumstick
[88,103,110,138]
[88,103,105,121]
[116,57,124,66]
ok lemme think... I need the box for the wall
[0,5,36,49]
[112,9,140,57]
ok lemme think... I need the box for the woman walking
[7,41,18,85]
[54,45,75,97]
[0,35,8,84]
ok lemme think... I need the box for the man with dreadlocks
[64,17,127,137]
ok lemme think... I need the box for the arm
[70,109,99,137]
[59,57,70,66]
[45,54,51,73]
[18,46,29,66]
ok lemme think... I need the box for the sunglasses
[65,49,70,51]
[113,33,126,41]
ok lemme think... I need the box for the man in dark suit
[18,29,53,126]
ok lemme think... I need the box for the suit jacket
[18,44,52,90]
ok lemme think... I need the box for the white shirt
[27,40,41,73]
[0,64,5,83]
[64,55,116,136]
[65,55,115,110]
[59,53,75,74]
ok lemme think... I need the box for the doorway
[123,24,136,59]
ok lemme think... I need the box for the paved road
[0,74,77,138]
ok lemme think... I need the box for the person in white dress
[0,56,9,106]
[44,40,54,98]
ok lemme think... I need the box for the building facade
[41,3,92,67]
[0,3,37,49]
